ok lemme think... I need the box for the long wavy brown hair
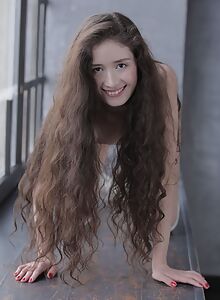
[13,12,181,286]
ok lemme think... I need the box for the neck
[100,99,130,114]
[93,100,129,145]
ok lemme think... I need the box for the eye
[116,63,127,69]
[92,67,103,73]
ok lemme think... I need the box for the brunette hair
[13,12,181,286]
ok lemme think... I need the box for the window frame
[0,0,48,204]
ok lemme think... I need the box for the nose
[103,70,119,88]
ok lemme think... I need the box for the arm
[32,184,55,260]
[13,185,57,283]
[151,64,209,289]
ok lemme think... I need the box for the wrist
[152,251,167,270]
[151,239,169,270]
[152,260,168,273]
[37,250,54,259]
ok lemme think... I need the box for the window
[0,0,48,203]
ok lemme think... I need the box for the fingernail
[204,283,210,289]
[28,278,33,282]
[16,276,20,280]
[22,277,26,281]
[14,272,18,275]
[48,272,53,279]
[171,281,177,287]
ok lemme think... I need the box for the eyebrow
[92,58,132,66]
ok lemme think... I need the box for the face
[92,39,138,107]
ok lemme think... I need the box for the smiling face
[92,39,138,107]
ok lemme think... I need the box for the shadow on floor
[204,276,220,300]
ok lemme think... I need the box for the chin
[107,101,125,106]
[104,96,131,107]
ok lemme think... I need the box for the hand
[152,264,210,289]
[13,256,57,283]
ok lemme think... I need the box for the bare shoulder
[155,62,178,90]
[155,62,178,106]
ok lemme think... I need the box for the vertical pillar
[182,0,220,275]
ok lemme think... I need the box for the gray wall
[43,0,187,116]
[182,0,220,276]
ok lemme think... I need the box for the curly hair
[13,12,181,286]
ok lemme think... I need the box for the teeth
[104,86,125,96]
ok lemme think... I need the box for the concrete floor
[0,184,205,299]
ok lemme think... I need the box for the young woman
[13,12,209,289]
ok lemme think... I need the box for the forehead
[92,39,134,64]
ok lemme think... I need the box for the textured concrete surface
[0,182,205,299]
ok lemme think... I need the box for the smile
[103,85,126,97]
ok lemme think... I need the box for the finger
[187,273,210,289]
[169,270,209,288]
[188,272,207,283]
[28,264,47,283]
[152,273,177,287]
[169,273,208,288]
[14,261,37,276]
[20,270,33,283]
[14,264,27,276]
[187,270,208,284]
[184,270,205,279]
[15,266,32,281]
[47,265,57,279]
[178,276,205,288]
[162,269,197,282]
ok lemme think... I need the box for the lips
[103,85,126,97]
